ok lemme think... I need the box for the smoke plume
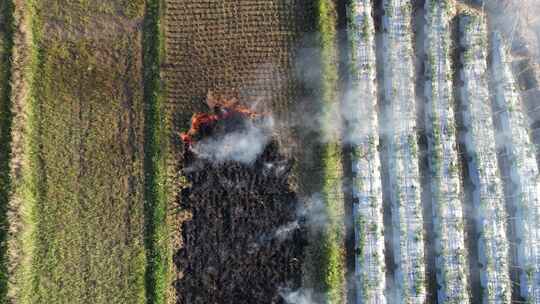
[190,116,274,164]
[279,288,321,304]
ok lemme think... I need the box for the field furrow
[380,1,426,302]
[346,1,386,303]
[458,13,511,304]
[490,31,540,304]
[424,2,469,303]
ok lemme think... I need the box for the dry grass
[8,1,150,303]
[5,0,36,302]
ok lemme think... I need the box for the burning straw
[180,92,274,164]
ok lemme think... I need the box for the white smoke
[248,195,326,253]
[341,85,370,145]
[290,35,345,144]
[274,221,301,241]
[296,194,329,233]
[483,0,540,58]
[247,220,300,254]
[190,116,274,164]
[279,288,322,304]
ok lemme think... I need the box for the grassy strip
[320,144,346,303]
[315,1,346,303]
[0,0,14,300]
[15,1,42,302]
[143,0,171,303]
[8,0,44,302]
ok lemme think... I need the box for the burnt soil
[164,1,316,302]
[174,140,305,304]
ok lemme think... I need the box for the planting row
[347,0,386,303]
[490,30,540,303]
[458,13,511,304]
[380,1,426,302]
[341,3,540,304]
[424,1,469,303]
[316,1,347,303]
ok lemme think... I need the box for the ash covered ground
[174,103,305,304]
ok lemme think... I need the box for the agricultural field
[458,12,510,303]
[16,0,147,302]
[490,31,540,302]
[380,1,426,302]
[346,0,386,302]
[2,0,166,303]
[161,0,320,302]
[425,2,469,303]
[0,0,539,304]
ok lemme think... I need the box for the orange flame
[180,92,261,145]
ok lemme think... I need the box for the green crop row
[142,0,172,303]
[315,1,346,303]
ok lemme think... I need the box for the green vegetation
[320,144,345,303]
[314,1,346,303]
[0,0,14,301]
[143,0,172,303]
[12,1,149,303]
[317,0,339,130]
[11,1,42,302]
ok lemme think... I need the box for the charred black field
[173,100,304,303]
[176,140,304,303]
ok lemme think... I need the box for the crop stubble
[163,1,314,302]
